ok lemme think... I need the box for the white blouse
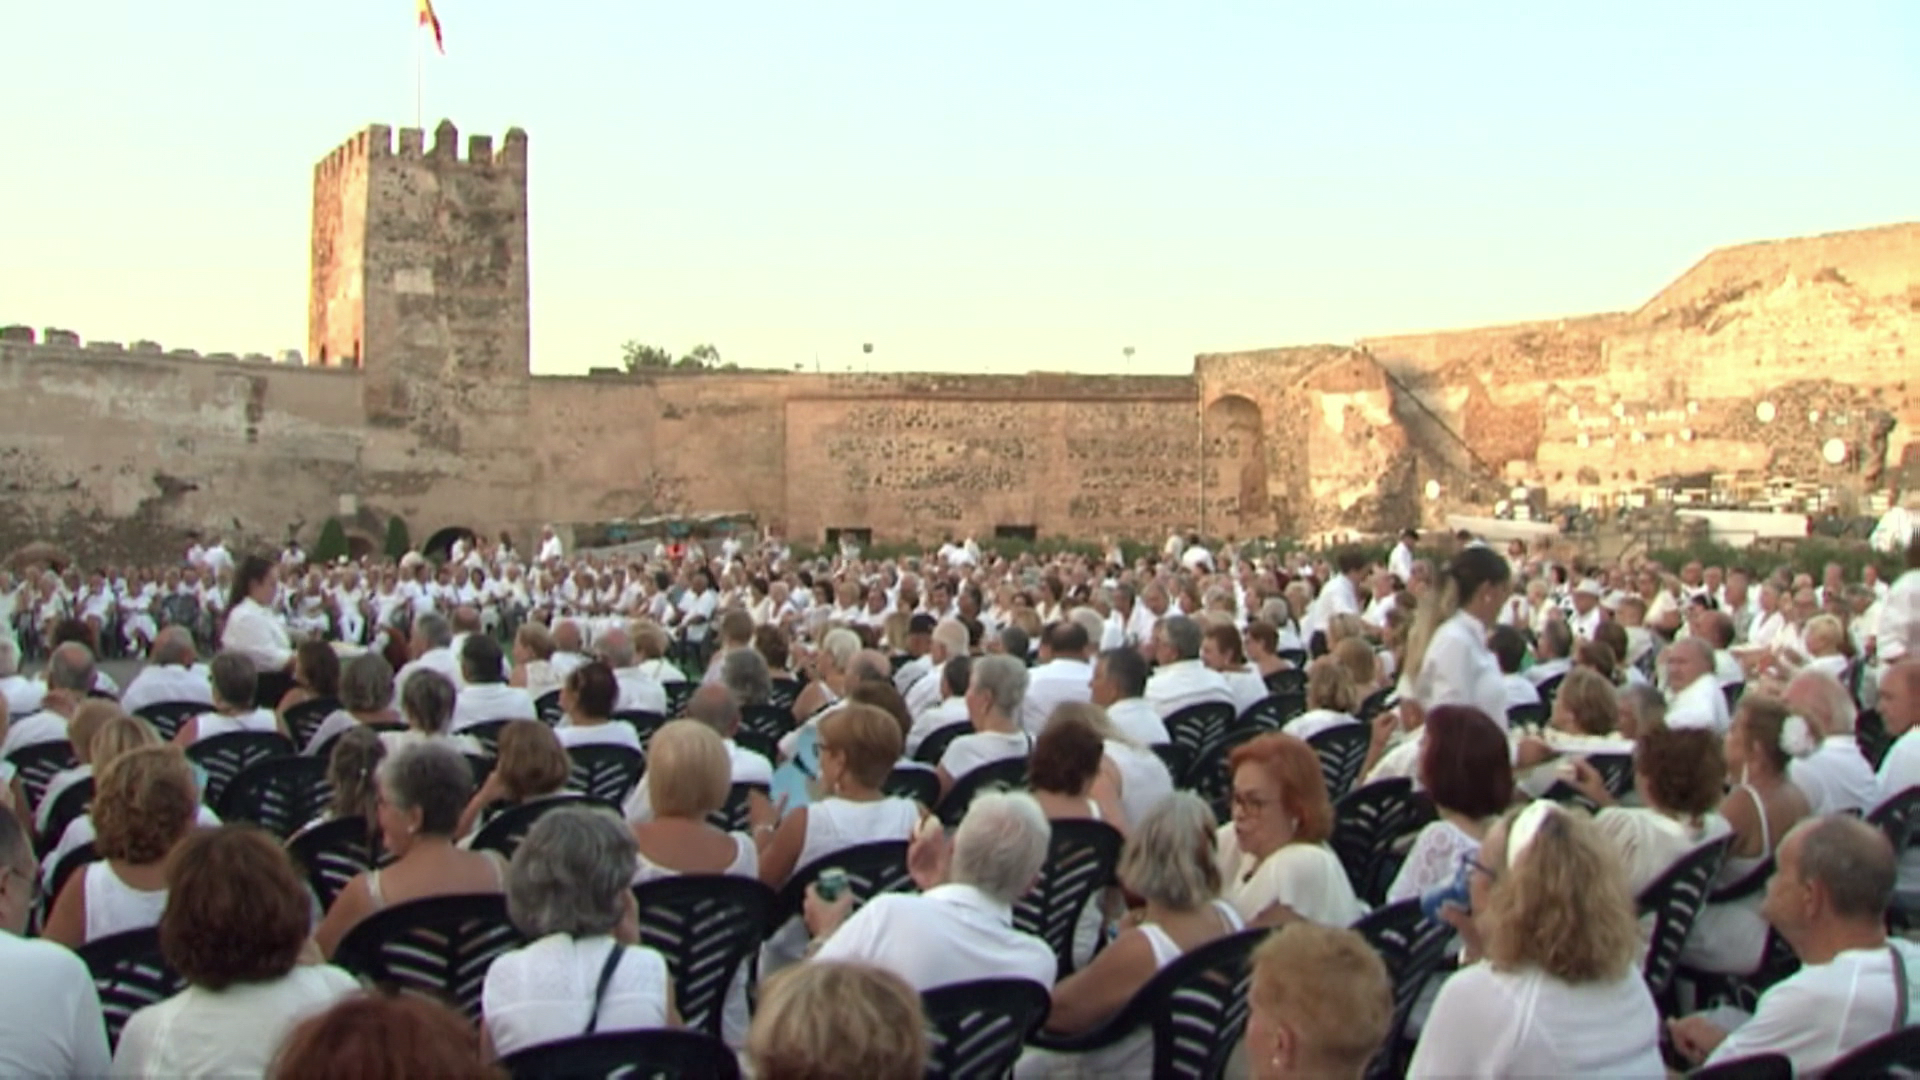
[219,598,293,672]
[1386,819,1482,905]
[1400,611,1509,725]
[1409,963,1664,1079]
[1214,826,1367,926]
[482,935,673,1058]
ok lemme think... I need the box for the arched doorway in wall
[422,526,477,563]
[344,531,377,563]
[1203,394,1270,536]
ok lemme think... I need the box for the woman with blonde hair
[42,745,201,946]
[1246,924,1394,1080]
[1331,637,1381,699]
[1409,802,1662,1077]
[31,699,122,839]
[746,961,928,1080]
[1794,613,1850,681]
[1282,657,1362,742]
[1514,668,1634,783]
[508,622,561,697]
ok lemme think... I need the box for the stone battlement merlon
[315,121,526,178]
[0,326,339,373]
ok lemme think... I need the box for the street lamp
[1123,346,1135,370]
[862,342,874,373]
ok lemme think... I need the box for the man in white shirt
[0,639,45,718]
[536,526,564,565]
[1488,626,1541,711]
[1873,659,1920,906]
[624,684,773,823]
[1388,529,1417,586]
[1695,611,1745,688]
[809,791,1057,991]
[0,810,110,1077]
[1878,564,1920,666]
[1662,639,1731,733]
[1018,622,1094,737]
[1304,552,1367,647]
[599,627,667,716]
[1179,535,1214,573]
[117,628,214,715]
[0,643,91,761]
[1127,585,1170,659]
[1525,621,1574,689]
[1566,581,1605,641]
[1144,616,1234,719]
[891,614,937,696]
[449,635,537,731]
[905,656,973,757]
[1677,816,1918,1075]
[396,611,461,692]
[1783,670,1880,816]
[905,619,970,719]
[549,620,592,681]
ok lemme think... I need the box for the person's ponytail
[1404,547,1511,681]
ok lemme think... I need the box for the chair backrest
[883,765,941,808]
[935,757,1029,827]
[1351,900,1456,1078]
[1013,819,1125,979]
[663,682,697,718]
[1816,1024,1920,1078]
[566,744,645,804]
[1688,1052,1793,1080]
[215,756,333,839]
[738,704,793,745]
[534,690,563,724]
[470,795,613,861]
[284,697,343,749]
[1121,928,1265,1080]
[1536,673,1566,707]
[1263,667,1307,697]
[1506,702,1548,730]
[775,841,915,924]
[707,782,768,833]
[309,720,404,761]
[460,719,514,757]
[1151,743,1192,788]
[1240,693,1305,732]
[1307,724,1373,802]
[768,677,804,712]
[7,741,79,808]
[631,875,779,1039]
[1588,753,1637,799]
[286,816,382,911]
[1330,779,1436,906]
[499,1029,742,1080]
[252,670,295,711]
[1856,709,1894,772]
[77,929,187,1051]
[1356,686,1397,722]
[914,722,974,766]
[1277,649,1309,669]
[1637,835,1732,999]
[921,978,1053,1080]
[132,701,206,741]
[331,892,525,1023]
[611,711,669,752]
[1163,701,1239,765]
[44,842,99,930]
[187,731,296,806]
[39,777,95,860]
[1722,682,1746,711]
[1867,784,1920,854]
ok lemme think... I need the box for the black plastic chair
[42,842,99,932]
[663,681,697,718]
[914,721,975,767]
[1867,784,1920,855]
[1688,1053,1791,1080]
[773,841,915,928]
[286,816,383,911]
[132,700,207,741]
[215,755,332,839]
[253,670,295,711]
[534,690,564,724]
[1356,686,1397,722]
[1588,752,1636,799]
[566,744,645,804]
[469,795,605,860]
[1856,709,1894,772]
[499,1030,742,1080]
[283,696,343,749]
[6,741,79,809]
[884,765,941,808]
[461,718,514,757]
[707,782,768,834]
[738,704,793,746]
[1277,649,1308,669]
[1029,928,1265,1079]
[78,929,186,1051]
[1307,724,1373,802]
[1638,835,1732,1007]
[610,711,670,751]
[1506,702,1549,729]
[1151,743,1191,789]
[935,757,1028,827]
[1240,693,1305,732]
[308,720,404,761]
[1330,779,1436,907]
[186,730,296,806]
[631,875,778,1039]
[1817,1024,1920,1077]
[1536,673,1566,708]
[1162,701,1239,782]
[768,677,804,712]
[331,892,526,1023]
[38,777,94,860]
[1722,682,1746,712]
[1352,900,1456,1080]
[1013,819,1125,978]
[922,978,1053,1080]
[1263,666,1307,697]
[1193,724,1280,823]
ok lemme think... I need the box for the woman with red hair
[1215,732,1367,925]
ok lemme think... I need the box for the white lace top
[1386,818,1484,905]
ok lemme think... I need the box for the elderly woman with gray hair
[1014,791,1247,1078]
[302,653,401,756]
[481,806,678,1059]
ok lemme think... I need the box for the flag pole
[414,26,423,129]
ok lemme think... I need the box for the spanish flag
[417,0,445,54]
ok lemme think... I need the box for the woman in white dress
[42,745,199,947]
[220,555,294,674]
[1409,802,1665,1078]
[1216,732,1366,926]
[1680,694,1811,975]
[483,806,677,1059]
[1019,794,1246,1078]
[1387,705,1514,903]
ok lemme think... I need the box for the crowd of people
[0,521,1916,1078]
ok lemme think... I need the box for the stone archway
[422,525,476,563]
[1203,394,1270,536]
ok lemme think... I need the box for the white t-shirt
[1703,941,1920,1077]
[1104,698,1170,745]
[555,721,644,753]
[939,730,1031,784]
[483,935,673,1058]
[1410,963,1664,1079]
[1143,660,1234,719]
[113,965,357,1078]
[0,931,110,1078]
[451,683,539,731]
[815,884,1056,992]
[1665,675,1731,733]
[1789,736,1881,817]
[1018,660,1093,737]
[1400,612,1509,726]
[118,665,214,716]
[1103,739,1174,827]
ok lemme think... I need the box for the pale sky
[2,2,1915,376]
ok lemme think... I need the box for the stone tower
[307,120,535,532]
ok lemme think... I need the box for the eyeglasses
[1459,852,1499,881]
[1230,791,1278,815]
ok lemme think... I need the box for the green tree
[383,515,412,561]
[312,518,348,563]
[621,341,675,371]
[680,343,721,368]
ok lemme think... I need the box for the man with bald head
[1662,638,1730,733]
[1,642,94,760]
[599,626,666,715]
[1783,670,1878,816]
[549,619,590,680]
[1674,816,1917,1074]
[904,618,971,718]
[622,682,774,824]
[118,627,213,715]
[1875,658,1920,906]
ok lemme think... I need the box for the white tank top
[193,708,280,741]
[83,861,168,943]
[1138,900,1246,967]
[632,834,758,885]
[797,797,921,872]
